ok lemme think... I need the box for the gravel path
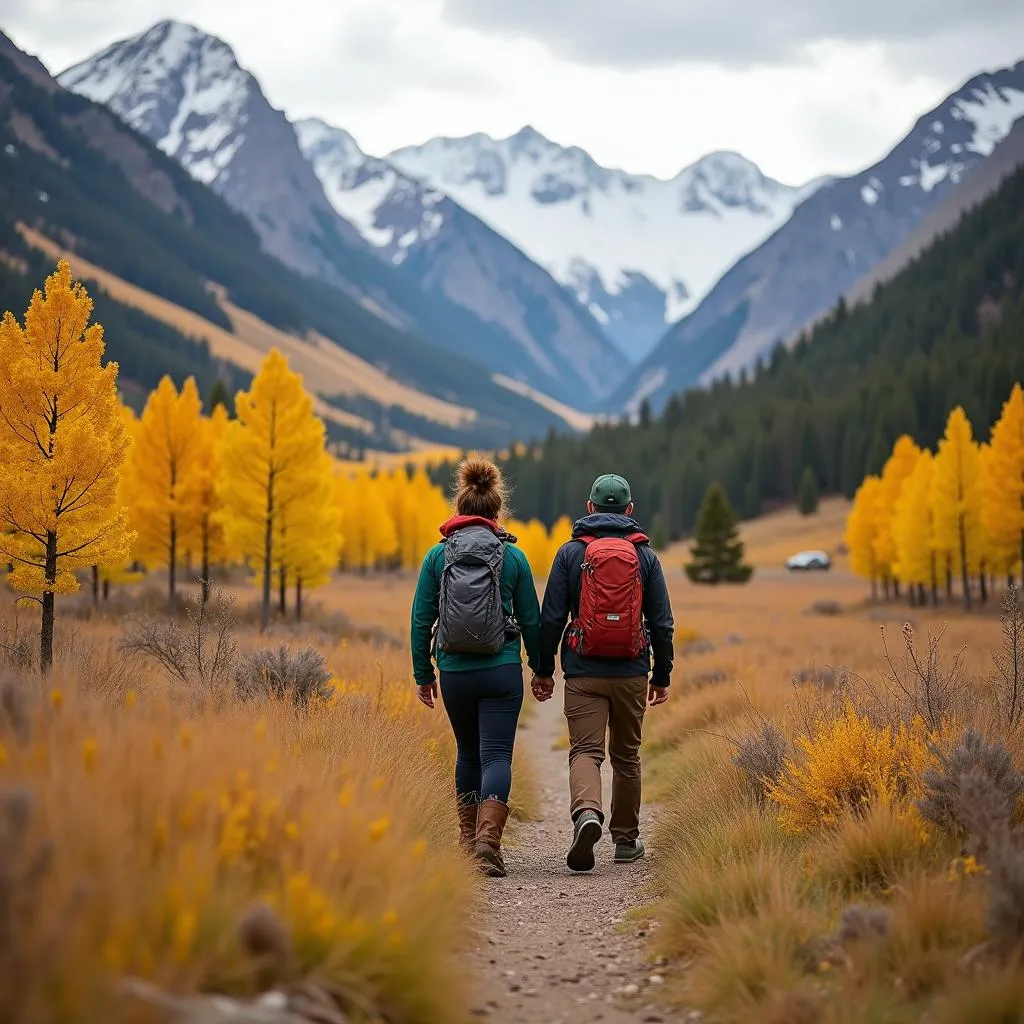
[464,686,683,1024]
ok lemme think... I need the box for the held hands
[648,685,669,706]
[530,674,555,702]
[416,682,439,709]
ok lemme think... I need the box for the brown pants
[563,675,648,843]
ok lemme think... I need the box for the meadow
[2,496,1022,1023]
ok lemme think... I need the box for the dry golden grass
[0,600,489,1024]
[20,227,476,433]
[648,569,1024,1021]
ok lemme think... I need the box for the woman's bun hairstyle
[454,457,506,520]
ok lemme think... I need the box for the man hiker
[532,474,674,871]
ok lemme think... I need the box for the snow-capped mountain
[386,127,823,360]
[58,20,371,285]
[295,117,628,402]
[58,21,626,407]
[614,58,1024,414]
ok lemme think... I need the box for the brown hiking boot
[473,797,510,878]
[457,798,478,852]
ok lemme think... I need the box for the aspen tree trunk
[894,580,901,600]
[168,513,177,610]
[261,470,273,633]
[40,529,57,672]
[959,512,972,611]
[279,564,287,615]
[870,576,878,602]
[103,579,110,601]
[930,552,939,607]
[979,562,988,605]
[295,576,303,622]
[946,555,953,601]
[201,518,210,606]
[92,565,99,605]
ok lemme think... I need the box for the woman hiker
[411,458,541,878]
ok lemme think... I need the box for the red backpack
[566,534,648,659]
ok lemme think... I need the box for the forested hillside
[0,39,574,450]
[458,159,1024,538]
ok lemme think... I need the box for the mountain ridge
[615,57,1024,413]
[386,123,823,360]
[58,19,628,407]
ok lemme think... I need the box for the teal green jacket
[411,541,541,685]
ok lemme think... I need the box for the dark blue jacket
[538,513,674,687]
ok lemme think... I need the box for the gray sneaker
[613,838,645,863]
[566,811,602,872]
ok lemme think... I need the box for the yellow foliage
[219,349,330,625]
[893,450,936,588]
[845,476,884,584]
[127,375,206,594]
[0,261,132,661]
[982,383,1024,576]
[337,469,398,572]
[874,435,921,580]
[768,703,932,834]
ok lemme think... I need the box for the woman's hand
[416,682,439,709]
[531,675,555,702]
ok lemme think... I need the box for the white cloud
[4,0,1021,183]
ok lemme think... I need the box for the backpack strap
[625,532,650,545]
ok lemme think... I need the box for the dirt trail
[464,686,684,1024]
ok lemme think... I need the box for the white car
[786,550,831,571]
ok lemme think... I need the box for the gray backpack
[436,525,507,655]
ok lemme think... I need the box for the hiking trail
[464,686,685,1024]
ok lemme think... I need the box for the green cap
[589,473,631,511]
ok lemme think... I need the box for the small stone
[508,983,521,993]
[470,1007,490,1018]
[620,983,640,997]
[504,970,516,977]
[648,974,665,986]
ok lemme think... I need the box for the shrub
[234,645,334,706]
[768,702,932,834]
[734,721,789,806]
[991,584,1024,728]
[916,729,1024,842]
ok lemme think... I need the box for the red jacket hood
[439,515,517,542]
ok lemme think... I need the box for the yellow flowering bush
[768,702,934,834]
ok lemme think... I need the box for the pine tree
[845,476,883,599]
[797,466,820,516]
[0,261,133,668]
[684,482,752,585]
[648,512,669,550]
[206,378,231,415]
[932,406,984,610]
[893,450,937,604]
[982,383,1024,584]
[220,349,328,630]
[128,375,206,606]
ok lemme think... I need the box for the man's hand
[416,682,439,709]
[648,685,669,706]
[531,674,555,702]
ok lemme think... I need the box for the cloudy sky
[6,0,1024,183]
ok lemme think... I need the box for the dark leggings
[440,663,524,804]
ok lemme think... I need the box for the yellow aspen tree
[220,348,327,631]
[932,406,984,610]
[845,476,884,599]
[281,452,342,620]
[129,375,206,605]
[873,435,921,598]
[337,470,398,573]
[179,403,233,604]
[982,383,1024,585]
[507,518,549,577]
[547,515,574,571]
[0,260,132,669]
[893,450,937,605]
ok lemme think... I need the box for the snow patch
[860,184,879,205]
[955,82,1024,156]
[830,214,842,231]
